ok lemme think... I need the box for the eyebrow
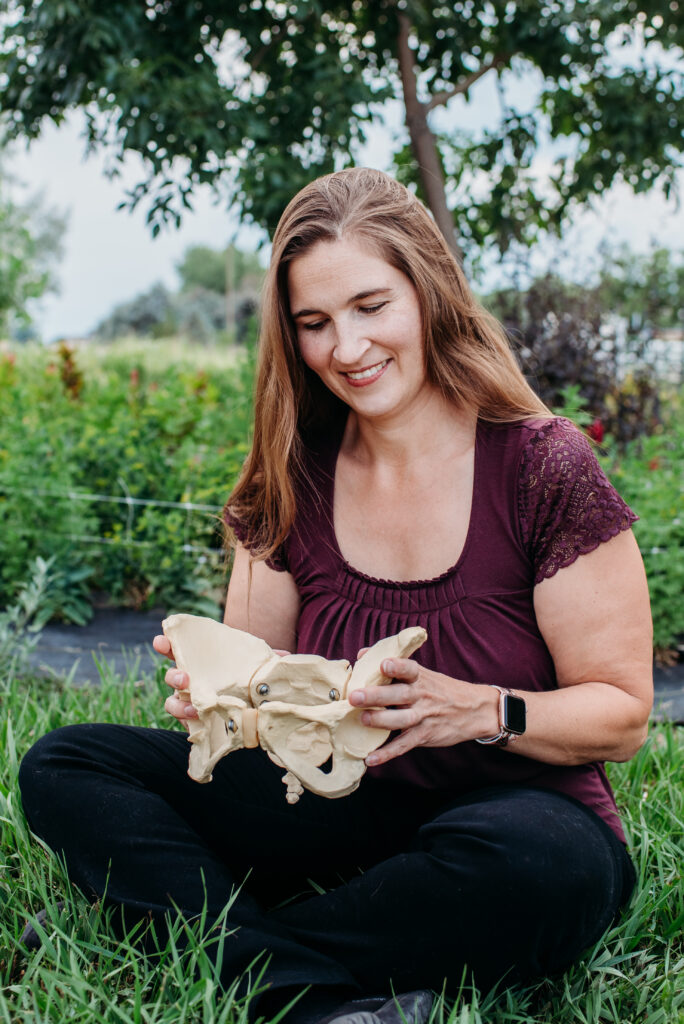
[291,287,391,319]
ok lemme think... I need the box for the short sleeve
[517,418,638,584]
[223,505,289,573]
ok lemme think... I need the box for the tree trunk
[396,14,462,263]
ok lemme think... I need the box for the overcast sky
[9,103,684,344]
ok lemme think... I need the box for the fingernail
[382,660,394,674]
[366,754,378,766]
[350,690,365,705]
[361,711,371,726]
[173,671,186,685]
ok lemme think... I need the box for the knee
[19,724,96,824]
[416,789,612,912]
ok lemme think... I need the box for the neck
[341,391,477,469]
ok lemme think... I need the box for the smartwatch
[476,686,526,748]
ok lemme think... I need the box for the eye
[300,319,327,333]
[360,301,387,315]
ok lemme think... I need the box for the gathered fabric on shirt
[227,416,638,841]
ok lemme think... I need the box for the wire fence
[1,480,224,559]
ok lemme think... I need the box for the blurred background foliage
[0,338,257,623]
[0,169,66,340]
[0,323,681,656]
[481,244,684,444]
[94,243,264,344]
[0,188,681,655]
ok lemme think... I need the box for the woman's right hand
[152,634,198,730]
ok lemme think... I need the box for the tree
[95,283,175,340]
[1,1,681,259]
[177,244,263,295]
[596,244,684,334]
[94,241,263,342]
[176,246,227,296]
[0,171,65,338]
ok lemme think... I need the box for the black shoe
[20,902,66,951]
[317,990,432,1024]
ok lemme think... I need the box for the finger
[349,682,415,707]
[273,649,292,657]
[153,635,173,659]
[165,694,198,720]
[360,706,421,731]
[366,729,420,767]
[356,646,370,659]
[381,658,420,681]
[165,668,188,690]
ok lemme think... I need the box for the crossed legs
[19,723,635,1001]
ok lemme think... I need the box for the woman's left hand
[348,658,498,766]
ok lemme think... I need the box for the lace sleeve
[518,418,638,584]
[223,506,289,573]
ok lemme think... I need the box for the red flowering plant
[586,418,605,444]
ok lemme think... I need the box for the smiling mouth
[344,359,389,381]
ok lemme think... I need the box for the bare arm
[514,527,653,763]
[224,543,301,652]
[154,542,300,725]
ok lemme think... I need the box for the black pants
[19,724,635,997]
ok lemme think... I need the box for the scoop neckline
[322,418,483,589]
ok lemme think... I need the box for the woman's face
[287,236,435,425]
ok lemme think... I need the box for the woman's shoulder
[483,414,590,459]
[513,414,613,510]
[510,417,638,584]
[516,416,605,481]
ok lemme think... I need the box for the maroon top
[229,417,638,840]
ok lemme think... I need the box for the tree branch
[426,55,508,112]
[397,13,462,261]
[250,20,285,72]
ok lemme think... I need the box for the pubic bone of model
[162,614,427,802]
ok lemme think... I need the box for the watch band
[475,685,524,748]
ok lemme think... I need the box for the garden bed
[0,339,681,653]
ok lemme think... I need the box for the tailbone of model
[162,614,427,802]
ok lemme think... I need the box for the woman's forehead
[286,236,406,304]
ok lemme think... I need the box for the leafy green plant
[31,561,94,629]
[0,341,255,620]
[603,396,684,656]
[0,341,680,652]
[551,384,593,427]
[489,272,663,444]
[0,555,52,674]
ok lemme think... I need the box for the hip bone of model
[162,614,427,803]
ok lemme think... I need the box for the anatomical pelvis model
[162,614,427,802]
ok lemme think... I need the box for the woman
[19,169,653,1024]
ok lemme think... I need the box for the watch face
[503,694,526,735]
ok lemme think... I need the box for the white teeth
[346,360,388,381]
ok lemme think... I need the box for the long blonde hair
[226,167,549,561]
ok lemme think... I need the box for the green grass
[1,657,682,1024]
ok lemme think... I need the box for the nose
[332,321,372,366]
